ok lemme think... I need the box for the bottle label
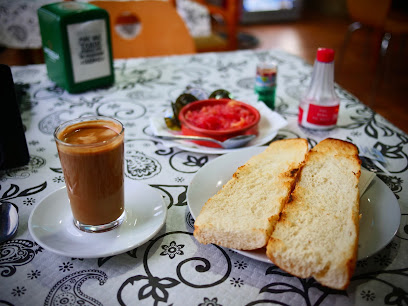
[255,63,277,89]
[306,103,339,126]
[255,73,276,88]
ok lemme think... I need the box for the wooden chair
[89,0,196,58]
[381,10,408,63]
[337,0,392,74]
[337,0,399,105]
[170,0,240,52]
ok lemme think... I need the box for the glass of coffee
[54,116,125,233]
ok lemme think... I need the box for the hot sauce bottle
[298,48,340,130]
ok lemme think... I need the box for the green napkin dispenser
[38,2,114,93]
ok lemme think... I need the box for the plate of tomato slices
[150,100,287,154]
[178,99,261,148]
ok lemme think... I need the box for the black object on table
[0,64,30,170]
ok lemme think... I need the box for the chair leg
[337,22,362,78]
[370,32,391,106]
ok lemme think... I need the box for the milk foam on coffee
[61,125,119,144]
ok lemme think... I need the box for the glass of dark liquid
[54,116,125,233]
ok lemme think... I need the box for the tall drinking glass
[54,116,125,233]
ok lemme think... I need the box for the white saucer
[28,180,167,258]
[187,146,401,262]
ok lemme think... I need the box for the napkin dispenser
[38,2,114,93]
[0,65,30,171]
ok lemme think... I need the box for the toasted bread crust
[266,138,361,290]
[193,138,309,250]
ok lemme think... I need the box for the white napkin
[359,168,376,198]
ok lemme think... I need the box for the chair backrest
[89,0,196,58]
[346,0,392,28]
[195,0,240,50]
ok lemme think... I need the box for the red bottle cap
[316,48,335,63]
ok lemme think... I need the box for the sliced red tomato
[184,101,256,131]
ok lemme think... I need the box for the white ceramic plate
[149,102,287,154]
[187,147,401,262]
[28,180,167,258]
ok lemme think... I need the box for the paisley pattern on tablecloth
[0,50,407,305]
[0,240,43,277]
[44,270,108,306]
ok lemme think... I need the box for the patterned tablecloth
[1,49,407,306]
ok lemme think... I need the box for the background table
[1,49,407,305]
[0,0,211,49]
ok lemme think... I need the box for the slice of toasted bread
[266,138,361,290]
[193,138,309,250]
